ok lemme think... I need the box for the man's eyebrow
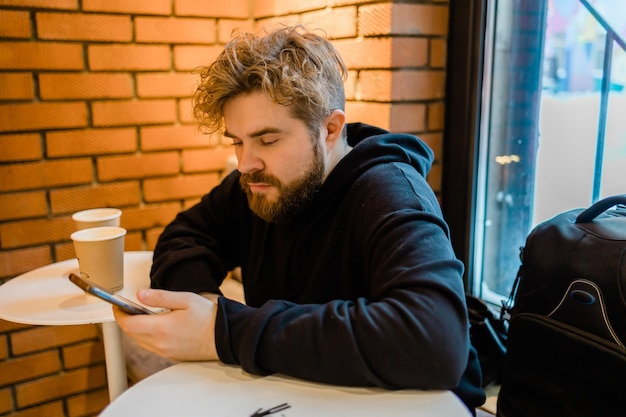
[223,127,286,139]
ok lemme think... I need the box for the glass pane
[475,0,626,302]
[602,90,626,196]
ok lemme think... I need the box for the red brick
[0,0,76,9]
[332,0,375,5]
[88,44,170,71]
[400,4,448,36]
[0,335,7,359]
[0,158,91,192]
[11,325,99,355]
[0,388,13,415]
[40,73,133,100]
[359,70,446,101]
[0,73,34,101]
[125,231,145,250]
[54,241,77,263]
[135,16,216,44]
[49,181,141,214]
[183,197,202,209]
[15,365,107,408]
[0,319,32,333]
[174,45,223,71]
[255,16,300,34]
[82,0,171,15]
[217,19,254,43]
[0,42,83,70]
[7,401,65,417]
[0,216,74,248]
[253,15,300,33]
[0,133,42,162]
[125,230,144,251]
[137,72,199,98]
[249,0,273,18]
[144,173,220,202]
[179,98,194,123]
[334,38,391,69]
[46,128,136,157]
[253,0,326,18]
[146,227,164,250]
[391,38,430,68]
[300,7,357,39]
[128,231,150,249]
[345,101,390,130]
[0,246,52,280]
[36,12,131,41]
[359,3,448,36]
[141,125,217,150]
[97,152,179,181]
[182,147,235,173]
[334,37,428,69]
[62,341,105,369]
[356,71,392,101]
[428,102,445,131]
[0,191,47,221]
[118,202,181,230]
[0,10,30,38]
[427,162,442,194]
[175,0,249,18]
[392,71,445,100]
[345,70,357,101]
[92,99,176,126]
[66,388,109,417]
[419,132,443,161]
[356,3,391,36]
[125,232,142,251]
[0,246,52,278]
[390,103,427,133]
[0,351,61,386]
[0,102,88,133]
[430,38,447,68]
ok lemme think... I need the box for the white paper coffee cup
[71,226,126,291]
[72,208,122,230]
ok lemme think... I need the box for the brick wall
[0,0,450,415]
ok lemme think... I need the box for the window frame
[442,0,488,293]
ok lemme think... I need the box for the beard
[239,140,325,224]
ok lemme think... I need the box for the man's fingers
[136,288,197,310]
[113,289,219,361]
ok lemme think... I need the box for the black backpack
[497,194,626,417]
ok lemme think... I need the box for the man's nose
[236,145,263,173]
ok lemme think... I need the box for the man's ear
[324,109,346,147]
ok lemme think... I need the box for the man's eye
[230,141,243,147]
[260,139,278,146]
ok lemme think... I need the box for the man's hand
[113,289,219,361]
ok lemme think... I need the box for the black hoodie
[150,123,485,412]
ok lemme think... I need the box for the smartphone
[69,272,156,315]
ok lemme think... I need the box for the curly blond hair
[193,25,347,137]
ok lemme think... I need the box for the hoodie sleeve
[149,172,244,293]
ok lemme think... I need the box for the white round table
[0,251,154,400]
[100,361,472,416]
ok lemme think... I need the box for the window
[444,0,626,302]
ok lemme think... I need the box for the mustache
[239,172,281,188]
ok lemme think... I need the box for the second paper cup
[71,226,126,292]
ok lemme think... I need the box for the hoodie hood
[315,122,434,202]
[325,121,433,180]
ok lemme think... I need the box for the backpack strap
[575,194,626,223]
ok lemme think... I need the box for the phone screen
[69,272,156,315]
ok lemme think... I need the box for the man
[114,25,485,413]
